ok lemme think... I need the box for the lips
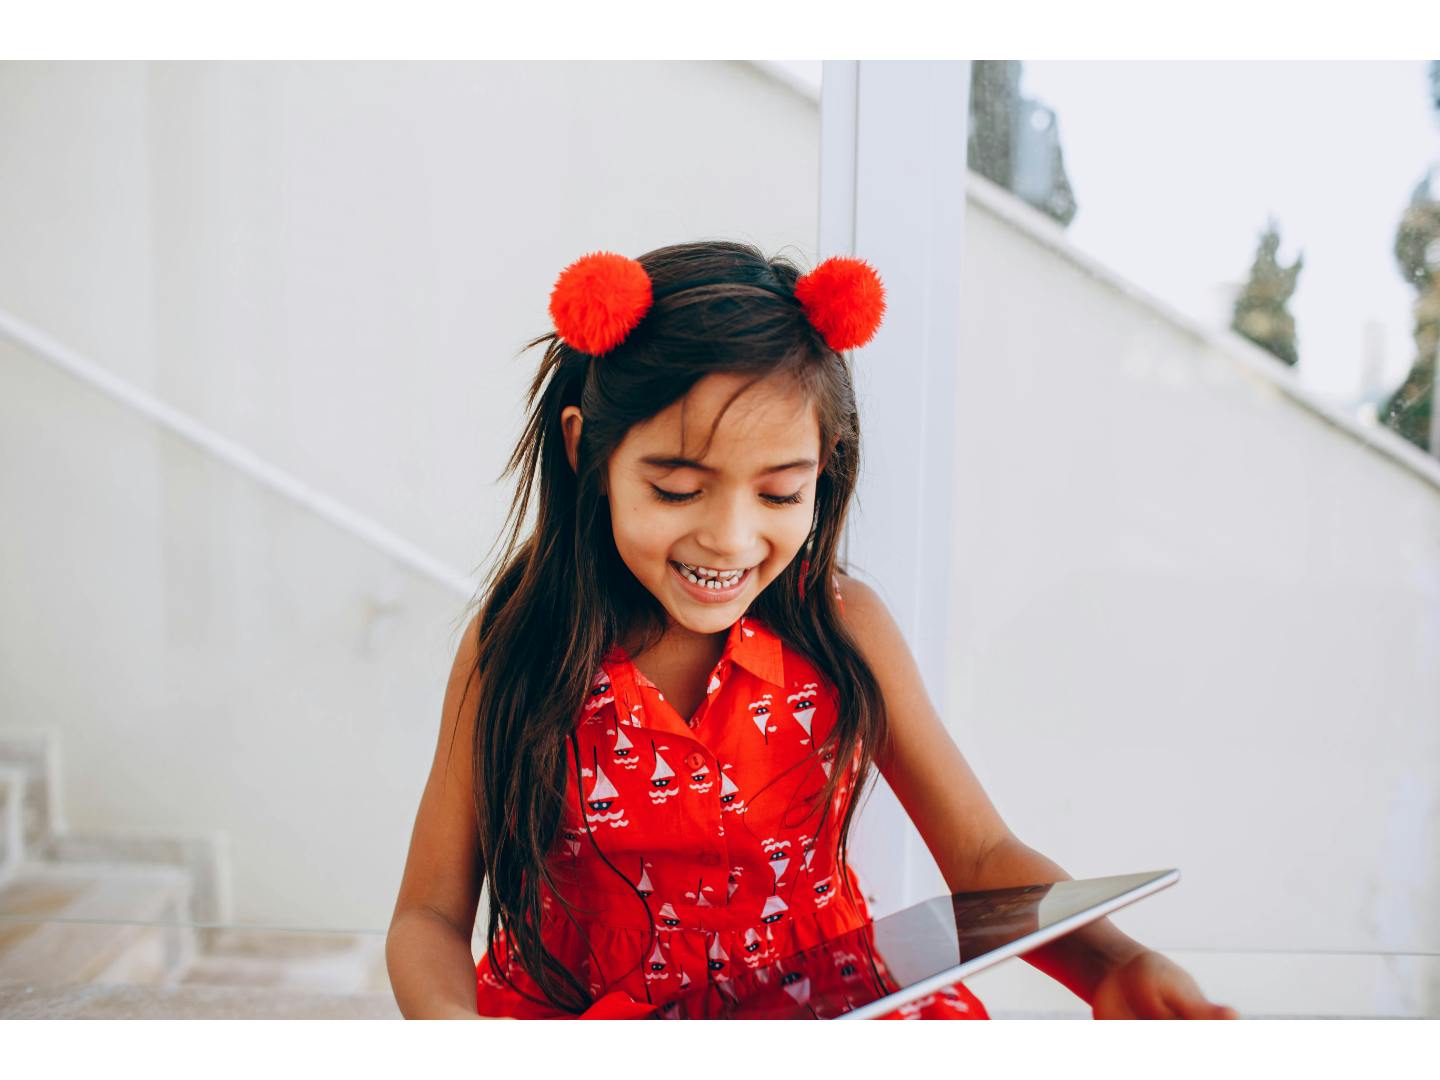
[669,561,753,604]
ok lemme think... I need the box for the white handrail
[0,306,476,599]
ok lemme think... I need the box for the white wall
[0,60,819,931]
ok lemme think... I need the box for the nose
[694,489,758,564]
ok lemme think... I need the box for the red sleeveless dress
[474,585,989,1020]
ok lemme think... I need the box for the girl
[386,240,1239,1021]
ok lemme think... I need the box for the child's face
[573,372,822,637]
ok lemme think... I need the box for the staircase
[0,729,400,1018]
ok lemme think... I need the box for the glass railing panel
[946,60,1440,984]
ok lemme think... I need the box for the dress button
[685,751,706,771]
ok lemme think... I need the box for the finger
[1137,983,1179,1020]
[1127,995,1171,1019]
[1093,986,1141,1020]
[1171,993,1235,1020]
[1152,998,1183,1020]
[1159,985,1211,1020]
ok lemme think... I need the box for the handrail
[0,306,475,599]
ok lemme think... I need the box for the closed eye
[650,487,805,507]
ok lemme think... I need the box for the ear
[818,435,839,475]
[560,406,583,474]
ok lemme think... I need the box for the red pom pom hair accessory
[548,251,886,357]
[548,251,654,356]
[793,256,887,351]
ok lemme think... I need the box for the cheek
[776,500,815,541]
[610,498,674,563]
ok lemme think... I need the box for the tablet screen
[649,869,1178,1019]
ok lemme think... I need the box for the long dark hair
[466,239,889,1013]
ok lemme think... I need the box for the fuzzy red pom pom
[548,251,654,356]
[793,256,887,352]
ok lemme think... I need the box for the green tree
[1380,162,1440,452]
[968,61,1077,227]
[1231,219,1303,366]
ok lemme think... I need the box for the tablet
[648,868,1180,1019]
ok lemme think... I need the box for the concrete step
[0,861,195,986]
[180,927,390,994]
[38,829,228,924]
[0,982,403,1019]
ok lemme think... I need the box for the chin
[665,604,740,634]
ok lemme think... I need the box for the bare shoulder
[832,572,905,658]
[830,572,926,720]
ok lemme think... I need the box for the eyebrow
[639,454,817,477]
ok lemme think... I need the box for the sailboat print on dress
[635,858,654,899]
[798,833,817,872]
[761,837,790,887]
[811,870,837,909]
[705,931,730,979]
[832,947,864,987]
[780,969,813,1008]
[560,825,583,860]
[740,926,764,965]
[647,739,679,805]
[584,669,614,716]
[718,763,747,815]
[643,935,673,987]
[584,746,629,829]
[748,694,775,744]
[759,892,788,925]
[655,900,683,930]
[683,877,715,906]
[686,756,713,794]
[787,682,819,744]
[611,723,638,769]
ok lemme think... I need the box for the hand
[1091,950,1240,1020]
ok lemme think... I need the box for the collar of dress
[603,613,786,692]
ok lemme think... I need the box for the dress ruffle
[475,866,987,1020]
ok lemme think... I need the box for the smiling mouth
[670,561,753,593]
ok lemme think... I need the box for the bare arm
[386,909,490,1020]
[385,612,491,1019]
[835,575,1146,1004]
[962,836,1146,1004]
[834,574,1017,894]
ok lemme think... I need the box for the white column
[819,60,973,915]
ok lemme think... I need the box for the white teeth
[677,562,746,589]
